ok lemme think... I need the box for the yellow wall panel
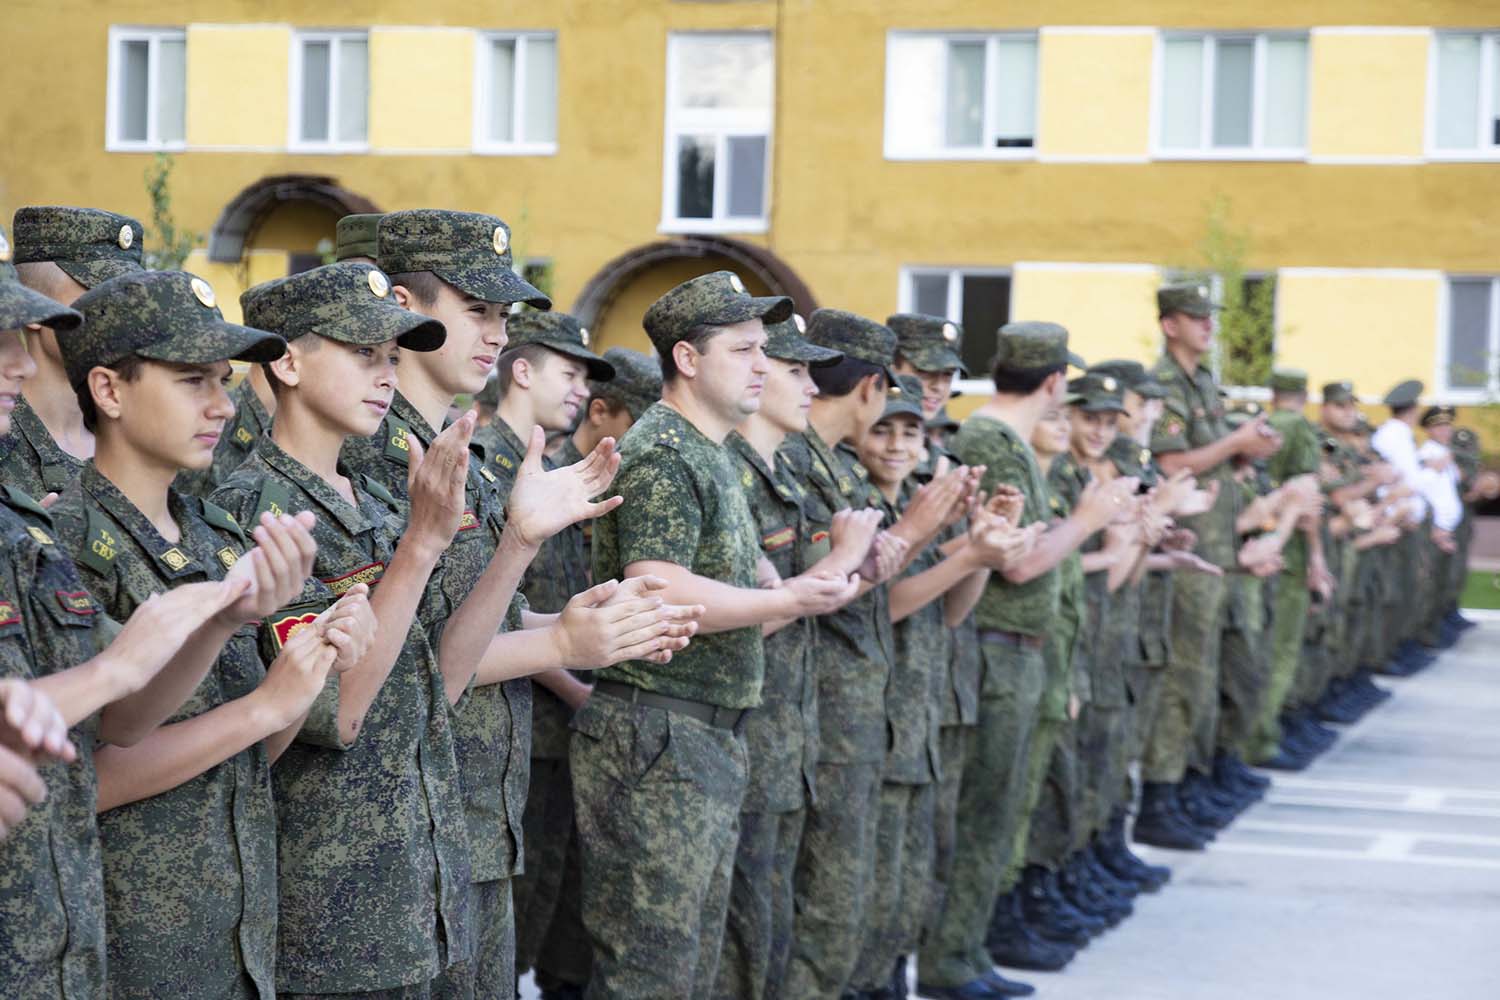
[1010,264,1163,366]
[368,29,474,149]
[184,249,292,324]
[1036,31,1152,158]
[1275,270,1440,399]
[1308,31,1428,158]
[185,25,290,148]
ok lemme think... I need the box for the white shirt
[1417,438,1463,531]
[1372,418,1461,529]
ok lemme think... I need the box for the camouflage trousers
[283,985,431,1000]
[1250,575,1311,763]
[783,762,882,1000]
[1290,603,1336,710]
[1217,621,1271,761]
[711,806,806,1000]
[1076,703,1130,844]
[1143,573,1227,783]
[851,781,937,991]
[570,696,747,1000]
[430,878,513,1000]
[1019,716,1075,871]
[515,756,589,992]
[922,725,976,946]
[1381,529,1424,658]
[1126,659,1168,764]
[916,642,1045,988]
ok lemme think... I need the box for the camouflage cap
[1421,404,1457,428]
[642,270,792,353]
[1268,367,1308,394]
[240,262,445,352]
[1088,359,1166,399]
[879,374,926,423]
[65,271,285,389]
[804,308,898,384]
[0,224,82,332]
[591,347,661,421]
[992,320,1085,374]
[334,213,383,262]
[927,405,960,433]
[507,310,614,381]
[1383,379,1423,408]
[13,206,145,289]
[886,312,968,376]
[1451,427,1479,453]
[1157,282,1220,318]
[1321,379,1357,404]
[377,209,551,309]
[1354,413,1374,435]
[1066,371,1127,414]
[765,313,842,366]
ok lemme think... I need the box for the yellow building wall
[185,25,290,148]
[1307,30,1428,158]
[1275,270,1440,400]
[368,29,475,150]
[1009,264,1162,366]
[183,249,294,324]
[1036,30,1153,158]
[589,255,777,356]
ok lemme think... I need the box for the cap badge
[0,230,10,263]
[942,322,958,343]
[1196,284,1208,298]
[368,270,390,298]
[728,273,746,294]
[579,327,590,347]
[1102,376,1118,392]
[889,385,902,397]
[793,313,806,334]
[190,277,216,309]
[492,226,509,255]
[118,224,134,250]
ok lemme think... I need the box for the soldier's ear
[671,339,700,381]
[587,397,609,427]
[268,347,301,390]
[392,284,413,309]
[87,367,127,424]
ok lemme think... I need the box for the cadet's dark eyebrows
[161,360,226,376]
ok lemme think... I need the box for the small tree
[1179,198,1279,387]
[141,154,199,271]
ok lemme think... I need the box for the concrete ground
[521,617,1500,1000]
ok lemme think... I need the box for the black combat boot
[986,887,1077,971]
[1132,781,1207,850]
[1020,864,1102,942]
[1099,808,1171,891]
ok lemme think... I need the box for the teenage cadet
[8,206,144,498]
[575,273,857,998]
[47,267,373,998]
[919,322,1134,1000]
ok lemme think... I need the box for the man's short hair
[75,355,144,432]
[496,343,556,394]
[990,361,1065,396]
[810,356,885,398]
[384,270,448,307]
[658,323,724,384]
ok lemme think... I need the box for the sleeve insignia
[810,530,830,545]
[321,561,385,596]
[761,526,795,552]
[55,590,96,616]
[0,601,19,627]
[269,609,321,651]
[458,509,480,532]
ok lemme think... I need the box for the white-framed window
[898,267,1013,389]
[106,26,186,151]
[474,32,559,154]
[661,32,773,233]
[1155,32,1308,158]
[884,32,1038,159]
[1440,276,1500,398]
[1429,32,1500,157]
[290,31,369,150]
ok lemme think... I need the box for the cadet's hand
[985,484,1026,527]
[940,466,985,532]
[316,585,375,674]
[1164,549,1224,576]
[105,579,251,692]
[255,622,340,728]
[552,576,704,668]
[893,469,968,543]
[1233,416,1282,461]
[405,412,474,556]
[970,515,1038,572]
[39,492,58,510]
[0,743,46,841]
[1077,476,1138,529]
[216,511,319,625]
[1175,478,1219,518]
[508,428,623,548]
[0,679,75,763]
[829,508,883,572]
[1149,469,1197,515]
[1432,527,1458,554]
[784,570,861,617]
[859,530,908,585]
[756,556,783,590]
[1160,527,1198,552]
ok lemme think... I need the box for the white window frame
[106,26,187,152]
[472,31,559,156]
[898,265,1013,394]
[1426,31,1500,161]
[660,31,773,235]
[883,31,1040,161]
[1436,275,1500,401]
[288,30,370,153]
[1151,31,1309,161]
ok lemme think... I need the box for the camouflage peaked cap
[377,209,551,309]
[506,311,614,380]
[1383,379,1423,408]
[1322,379,1357,404]
[765,312,842,366]
[1157,282,1220,318]
[1268,367,1308,394]
[804,308,897,383]
[992,320,1085,373]
[886,312,968,375]
[879,374,926,422]
[65,271,285,389]
[927,405,960,433]
[1421,404,1457,428]
[240,262,445,352]
[0,224,81,332]
[13,206,145,289]
[335,213,383,262]
[1089,359,1166,399]
[591,347,661,421]
[1066,371,1127,414]
[1451,427,1479,453]
[642,270,792,353]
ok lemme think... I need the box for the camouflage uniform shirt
[0,397,84,498]
[1151,354,1239,567]
[885,479,945,784]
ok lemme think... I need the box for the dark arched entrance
[207,174,379,263]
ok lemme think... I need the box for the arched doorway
[208,174,379,264]
[573,236,816,355]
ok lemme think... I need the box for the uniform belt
[976,628,1045,651]
[592,679,747,730]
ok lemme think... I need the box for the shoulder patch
[0,600,19,627]
[384,416,414,464]
[761,526,795,552]
[201,499,247,546]
[267,603,326,652]
[253,478,294,523]
[80,508,120,575]
[232,424,256,450]
[55,590,96,616]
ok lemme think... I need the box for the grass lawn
[1461,570,1500,611]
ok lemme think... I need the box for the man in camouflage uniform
[575,271,854,998]
[7,206,144,498]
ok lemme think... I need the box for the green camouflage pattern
[643,270,792,353]
[1269,367,1309,394]
[590,347,662,420]
[64,270,286,388]
[764,313,843,366]
[887,311,967,375]
[0,221,83,331]
[1156,282,1219,318]
[592,402,764,708]
[51,464,276,999]
[715,806,807,1000]
[377,209,550,308]
[881,478,945,786]
[174,379,272,498]
[507,310,614,379]
[212,437,474,993]
[0,396,84,497]
[241,262,446,351]
[803,308,897,379]
[993,320,1086,372]
[334,212,383,261]
[851,781,937,990]
[1066,371,1127,413]
[1019,717,1076,869]
[924,725,974,950]
[515,755,590,991]
[1151,352,1239,567]
[880,373,926,423]
[1383,379,1423,407]
[1322,379,1357,404]
[1090,359,1166,399]
[1218,568,1272,759]
[12,206,145,289]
